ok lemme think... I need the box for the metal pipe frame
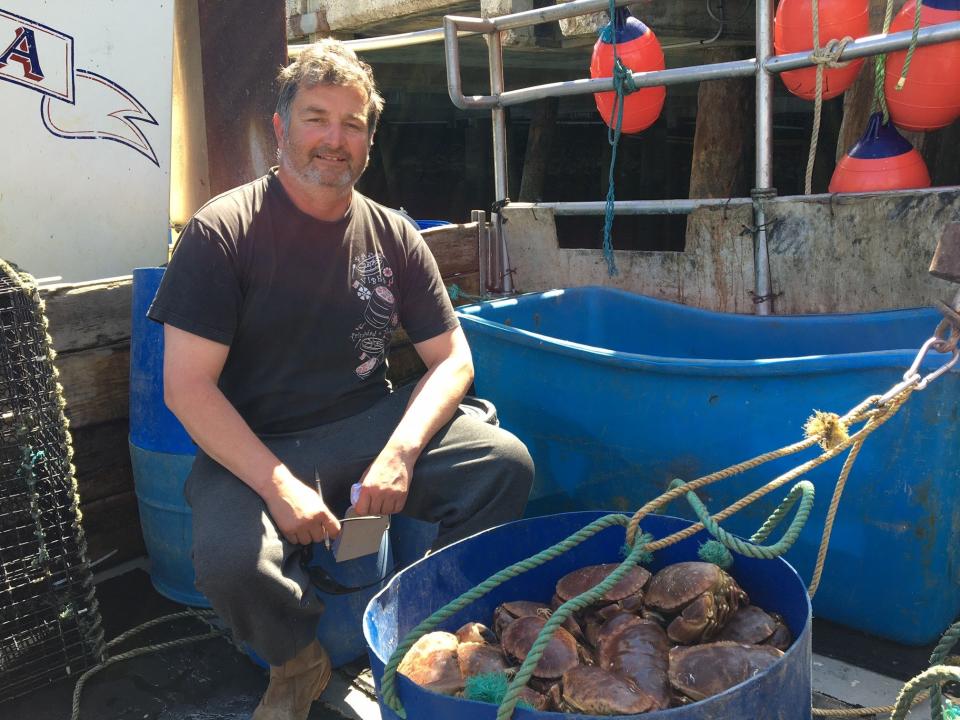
[443,20,960,109]
[753,0,775,315]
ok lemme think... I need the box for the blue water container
[364,512,812,720]
[457,286,960,645]
[130,267,195,454]
[130,267,205,605]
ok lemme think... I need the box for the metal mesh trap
[0,259,105,701]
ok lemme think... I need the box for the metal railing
[291,1,960,313]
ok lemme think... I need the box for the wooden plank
[41,277,132,354]
[73,420,134,505]
[57,343,130,429]
[421,223,480,277]
[79,491,145,568]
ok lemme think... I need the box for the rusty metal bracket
[929,223,960,284]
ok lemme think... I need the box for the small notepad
[332,507,390,562]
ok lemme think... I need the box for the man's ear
[272,112,284,147]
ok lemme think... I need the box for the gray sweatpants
[184,386,534,666]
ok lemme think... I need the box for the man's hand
[353,448,414,516]
[264,473,342,546]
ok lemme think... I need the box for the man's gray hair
[276,38,385,137]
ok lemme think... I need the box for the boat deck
[4,562,932,720]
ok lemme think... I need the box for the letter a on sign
[0,26,45,81]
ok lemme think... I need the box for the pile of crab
[398,560,792,715]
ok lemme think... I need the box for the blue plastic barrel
[130,267,206,606]
[364,512,812,720]
[457,286,960,645]
[130,267,195,454]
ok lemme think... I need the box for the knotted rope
[599,0,640,277]
[805,0,854,194]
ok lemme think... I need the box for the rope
[929,621,960,719]
[599,0,640,278]
[892,666,960,720]
[895,0,925,92]
[674,477,814,559]
[811,690,931,717]
[69,608,224,720]
[805,0,853,194]
[447,283,484,303]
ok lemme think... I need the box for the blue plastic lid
[848,112,914,159]
[598,7,649,44]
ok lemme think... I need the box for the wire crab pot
[0,259,104,701]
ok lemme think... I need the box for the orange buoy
[590,7,665,134]
[829,112,931,193]
[773,0,870,100]
[884,0,960,132]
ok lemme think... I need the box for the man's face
[276,82,372,190]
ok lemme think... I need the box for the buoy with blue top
[774,0,870,100]
[590,7,665,134]
[829,111,931,192]
[884,0,960,131]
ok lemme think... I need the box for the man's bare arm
[162,324,340,544]
[353,325,474,516]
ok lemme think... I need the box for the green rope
[872,0,924,122]
[670,477,815,560]
[892,666,960,720]
[895,0,925,92]
[599,0,639,278]
[447,283,484,303]
[496,523,652,720]
[928,621,960,720]
[19,437,50,570]
[379,513,646,718]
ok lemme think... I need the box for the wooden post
[519,98,558,202]
[688,47,753,200]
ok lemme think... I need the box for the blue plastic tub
[457,286,960,645]
[364,511,812,720]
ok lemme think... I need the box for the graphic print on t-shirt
[350,252,398,379]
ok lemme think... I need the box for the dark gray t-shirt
[148,170,458,433]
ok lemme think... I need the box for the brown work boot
[251,640,332,720]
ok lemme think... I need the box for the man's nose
[322,122,345,146]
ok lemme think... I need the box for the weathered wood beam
[58,344,130,430]
[688,47,752,201]
[42,277,132,354]
[73,420,134,506]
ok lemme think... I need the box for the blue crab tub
[456,287,960,645]
[364,512,812,720]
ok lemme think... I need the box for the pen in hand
[314,467,331,552]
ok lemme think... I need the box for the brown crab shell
[596,613,671,711]
[645,562,741,613]
[456,641,509,678]
[560,666,659,715]
[555,563,652,605]
[668,641,784,702]
[455,622,497,645]
[500,615,579,679]
[715,605,779,645]
[397,631,464,694]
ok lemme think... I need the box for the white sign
[0,2,173,282]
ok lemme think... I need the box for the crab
[644,561,749,644]
[456,641,510,679]
[715,605,793,650]
[493,600,583,641]
[397,631,465,695]
[594,612,672,711]
[455,621,497,645]
[554,563,651,614]
[500,615,580,682]
[557,666,659,715]
[668,641,784,702]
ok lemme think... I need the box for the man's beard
[281,138,368,189]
